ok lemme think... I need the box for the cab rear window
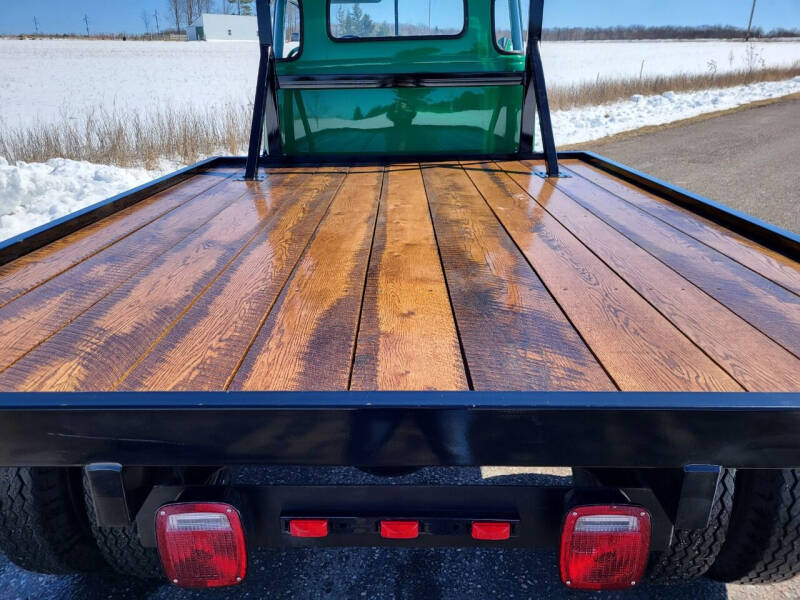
[329,0,466,40]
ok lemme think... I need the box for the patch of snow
[0,158,164,242]
[542,77,800,150]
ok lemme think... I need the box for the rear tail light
[156,502,247,589]
[560,505,650,591]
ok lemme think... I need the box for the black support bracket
[84,463,131,528]
[520,0,562,177]
[674,464,723,530]
[245,0,282,180]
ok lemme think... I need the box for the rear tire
[708,469,800,584]
[83,471,163,580]
[648,469,735,583]
[0,467,105,574]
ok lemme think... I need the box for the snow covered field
[1,38,799,241]
[2,39,799,127]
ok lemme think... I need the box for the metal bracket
[674,464,723,530]
[84,463,131,528]
[235,175,266,182]
[534,171,571,179]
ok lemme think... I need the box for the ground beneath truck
[0,159,799,393]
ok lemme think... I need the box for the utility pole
[33,16,40,35]
[83,14,90,37]
[745,0,757,41]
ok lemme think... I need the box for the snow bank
[0,158,161,242]
[548,77,800,148]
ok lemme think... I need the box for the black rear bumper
[3,391,800,469]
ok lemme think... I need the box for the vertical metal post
[519,0,559,177]
[274,0,286,59]
[745,0,757,41]
[509,0,523,51]
[395,0,400,36]
[245,0,281,180]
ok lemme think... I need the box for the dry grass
[549,62,800,111]
[0,103,251,170]
[1,63,799,169]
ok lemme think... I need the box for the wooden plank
[545,161,800,359]
[0,168,332,392]
[566,160,800,297]
[118,169,347,391]
[0,167,237,309]
[0,169,297,376]
[465,162,740,392]
[230,167,384,391]
[498,160,800,392]
[421,162,615,392]
[350,164,468,391]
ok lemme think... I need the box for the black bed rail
[3,391,800,469]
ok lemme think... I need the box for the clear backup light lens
[156,503,247,589]
[560,505,650,591]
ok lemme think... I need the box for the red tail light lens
[560,505,650,591]
[156,503,246,589]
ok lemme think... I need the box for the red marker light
[380,521,419,539]
[289,519,329,538]
[472,522,511,540]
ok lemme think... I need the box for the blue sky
[0,0,798,35]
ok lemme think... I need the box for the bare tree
[141,10,152,33]
[165,0,184,32]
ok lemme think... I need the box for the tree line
[162,0,255,33]
[541,25,800,41]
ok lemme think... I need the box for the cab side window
[494,0,528,53]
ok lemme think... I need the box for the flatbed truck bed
[2,157,798,395]
[4,0,800,590]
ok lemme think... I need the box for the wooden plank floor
[1,160,799,393]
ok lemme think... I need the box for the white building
[187,14,258,41]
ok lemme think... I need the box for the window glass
[273,0,302,59]
[494,0,528,53]
[329,0,465,39]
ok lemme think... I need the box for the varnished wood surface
[0,160,798,392]
[465,162,739,392]
[350,165,468,391]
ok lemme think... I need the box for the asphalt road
[582,94,800,235]
[2,97,799,599]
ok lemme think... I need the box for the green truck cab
[274,0,527,155]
